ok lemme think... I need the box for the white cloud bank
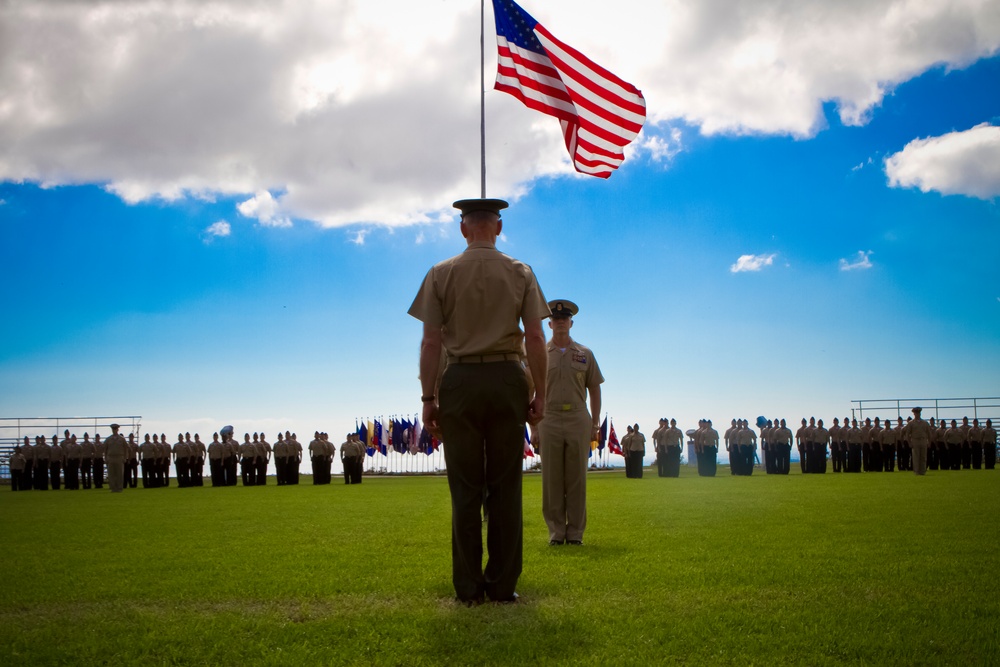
[1,0,998,227]
[840,250,873,271]
[885,123,1000,199]
[730,253,776,273]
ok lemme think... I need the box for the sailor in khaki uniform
[409,197,548,605]
[536,299,603,546]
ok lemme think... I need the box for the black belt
[447,353,521,364]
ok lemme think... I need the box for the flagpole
[480,0,486,198]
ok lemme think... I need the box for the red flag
[608,420,622,455]
[492,0,646,178]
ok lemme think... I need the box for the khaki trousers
[106,458,125,492]
[539,409,591,543]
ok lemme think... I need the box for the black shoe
[456,595,484,607]
[566,540,583,546]
[548,539,564,546]
[493,592,519,604]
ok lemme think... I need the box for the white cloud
[885,123,1000,199]
[639,128,684,165]
[349,229,367,246]
[839,250,873,271]
[0,0,998,227]
[730,253,776,273]
[204,220,231,238]
[237,191,292,228]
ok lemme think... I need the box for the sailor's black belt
[448,353,521,364]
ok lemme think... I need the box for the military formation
[614,409,997,478]
[7,427,370,491]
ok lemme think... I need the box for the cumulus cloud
[203,220,231,238]
[0,0,998,228]
[885,123,1000,199]
[730,253,776,273]
[237,190,292,228]
[839,250,873,271]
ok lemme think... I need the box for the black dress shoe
[456,595,484,607]
[566,539,583,546]
[548,539,564,546]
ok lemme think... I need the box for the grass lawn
[1,466,998,665]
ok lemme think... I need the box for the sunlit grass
[2,466,998,665]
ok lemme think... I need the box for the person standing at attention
[408,197,549,606]
[536,299,603,547]
[104,424,128,493]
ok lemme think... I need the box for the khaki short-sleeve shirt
[545,339,604,412]
[408,241,549,357]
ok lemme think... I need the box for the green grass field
[2,466,998,666]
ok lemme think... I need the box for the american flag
[492,0,646,178]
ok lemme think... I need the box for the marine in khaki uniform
[663,419,684,477]
[409,197,548,606]
[288,432,303,485]
[536,299,603,546]
[64,435,83,490]
[309,432,328,485]
[880,420,897,472]
[240,434,258,486]
[9,446,26,491]
[173,434,192,488]
[256,433,271,485]
[49,434,64,490]
[139,434,156,488]
[828,419,842,473]
[907,407,934,475]
[104,424,128,493]
[969,419,985,470]
[983,420,997,470]
[187,432,205,487]
[772,419,793,475]
[20,436,35,491]
[274,433,288,485]
[653,418,667,477]
[341,433,364,484]
[207,433,225,487]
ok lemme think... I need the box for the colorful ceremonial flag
[373,419,385,456]
[359,421,373,457]
[367,420,376,456]
[492,0,646,178]
[608,419,622,455]
[598,416,608,451]
[523,425,534,459]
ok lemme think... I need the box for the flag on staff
[608,419,622,455]
[523,425,534,459]
[367,420,376,456]
[359,422,373,457]
[598,416,608,451]
[419,423,434,455]
[491,0,646,178]
[374,419,386,456]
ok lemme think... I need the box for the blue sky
[1,0,998,450]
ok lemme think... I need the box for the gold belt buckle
[561,404,572,411]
